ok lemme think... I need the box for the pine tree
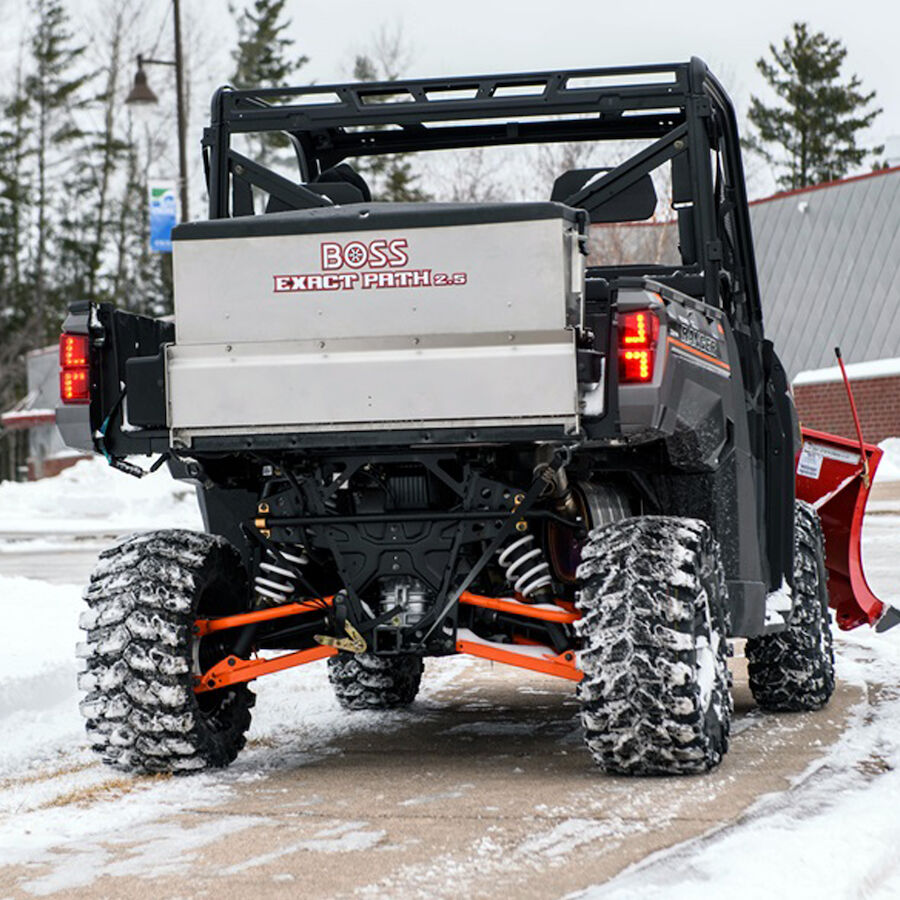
[0,59,32,337]
[0,58,34,484]
[230,0,307,165]
[352,29,429,202]
[25,0,94,344]
[744,22,883,191]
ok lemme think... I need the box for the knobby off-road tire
[328,653,423,710]
[746,501,835,712]
[575,516,732,775]
[77,530,254,774]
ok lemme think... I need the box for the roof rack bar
[217,64,690,133]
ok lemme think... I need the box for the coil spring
[254,546,309,605]
[497,534,553,599]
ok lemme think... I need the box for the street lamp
[125,0,189,222]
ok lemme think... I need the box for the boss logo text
[321,238,409,270]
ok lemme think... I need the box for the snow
[0,577,83,778]
[793,356,900,385]
[0,408,55,424]
[764,578,793,627]
[876,438,900,482]
[220,821,388,874]
[0,456,203,536]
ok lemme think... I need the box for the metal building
[751,165,900,379]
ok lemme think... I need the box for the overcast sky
[283,0,897,157]
[0,0,893,207]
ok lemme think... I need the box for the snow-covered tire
[77,529,254,774]
[575,516,732,775]
[746,501,835,712]
[328,653,423,710]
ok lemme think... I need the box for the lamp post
[125,0,189,222]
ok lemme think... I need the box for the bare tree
[351,24,429,202]
[83,0,138,300]
[428,147,508,203]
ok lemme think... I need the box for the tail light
[59,333,91,404]
[618,310,659,384]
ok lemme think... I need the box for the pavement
[0,542,107,585]
[0,652,862,900]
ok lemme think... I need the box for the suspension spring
[497,534,553,599]
[253,545,309,605]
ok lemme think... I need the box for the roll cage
[198,57,787,604]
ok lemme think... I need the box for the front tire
[746,501,835,712]
[77,530,254,774]
[575,516,732,775]
[328,653,423,710]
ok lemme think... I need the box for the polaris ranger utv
[59,58,882,777]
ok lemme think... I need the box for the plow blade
[795,427,887,631]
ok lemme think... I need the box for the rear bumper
[166,334,579,444]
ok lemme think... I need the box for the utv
[58,58,879,777]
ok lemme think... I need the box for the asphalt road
[0,544,104,585]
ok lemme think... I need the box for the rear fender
[795,427,884,630]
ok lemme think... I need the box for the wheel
[746,501,835,712]
[575,516,732,775]
[327,653,423,710]
[77,529,254,774]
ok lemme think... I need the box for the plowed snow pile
[877,438,900,482]
[0,457,202,534]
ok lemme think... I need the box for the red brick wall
[27,454,90,481]
[793,375,900,444]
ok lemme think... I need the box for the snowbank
[0,457,203,535]
[876,438,900,483]
[0,576,83,777]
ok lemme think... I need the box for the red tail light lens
[620,349,654,382]
[59,333,91,404]
[60,367,90,404]
[618,310,659,383]
[60,333,89,367]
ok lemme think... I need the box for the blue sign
[148,181,178,253]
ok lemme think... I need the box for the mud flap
[795,427,886,630]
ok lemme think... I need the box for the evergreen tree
[744,22,883,191]
[25,0,93,344]
[230,0,307,165]
[0,59,32,337]
[0,58,33,484]
[352,31,429,202]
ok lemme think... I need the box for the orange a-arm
[193,591,582,693]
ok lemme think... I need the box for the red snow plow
[796,426,890,631]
